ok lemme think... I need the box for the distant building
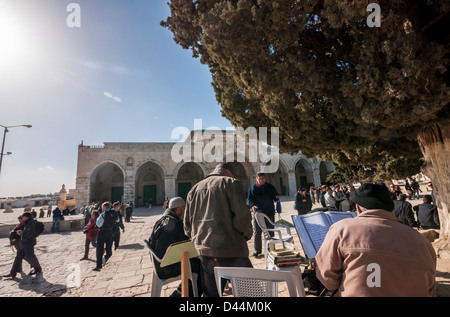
[75,130,334,209]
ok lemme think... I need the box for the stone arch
[229,162,253,193]
[294,158,314,191]
[89,160,126,204]
[262,156,289,195]
[175,162,206,201]
[135,160,166,207]
[172,161,208,180]
[320,161,335,184]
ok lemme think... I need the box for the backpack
[34,220,45,237]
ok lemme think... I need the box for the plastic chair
[254,212,293,268]
[214,267,306,297]
[143,239,198,297]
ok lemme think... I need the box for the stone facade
[75,131,334,209]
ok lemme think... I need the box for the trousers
[11,246,41,275]
[96,230,113,269]
[199,256,253,297]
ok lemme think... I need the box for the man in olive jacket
[184,163,253,297]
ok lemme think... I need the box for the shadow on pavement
[15,273,68,297]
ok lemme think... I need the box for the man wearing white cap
[148,197,202,297]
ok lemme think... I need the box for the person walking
[247,171,280,257]
[315,183,436,297]
[80,210,100,261]
[411,179,422,200]
[9,216,25,252]
[124,203,133,222]
[93,202,118,271]
[47,204,52,217]
[112,202,125,250]
[184,163,253,297]
[51,206,62,233]
[4,212,42,278]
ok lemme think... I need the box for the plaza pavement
[0,195,449,297]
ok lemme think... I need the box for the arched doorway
[320,161,335,185]
[135,161,165,207]
[295,159,314,191]
[229,162,251,194]
[263,159,288,195]
[176,162,205,201]
[90,162,125,204]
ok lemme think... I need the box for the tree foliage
[161,0,449,167]
[326,156,424,184]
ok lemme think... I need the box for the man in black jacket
[149,197,202,297]
[4,212,42,278]
[93,202,118,271]
[393,194,418,227]
[112,202,125,250]
[247,172,280,257]
[414,195,440,229]
[339,192,357,212]
[294,188,312,215]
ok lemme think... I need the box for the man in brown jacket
[184,163,253,297]
[315,183,436,297]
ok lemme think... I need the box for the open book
[291,211,357,259]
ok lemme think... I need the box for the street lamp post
[0,124,32,176]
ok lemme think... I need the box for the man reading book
[315,183,436,297]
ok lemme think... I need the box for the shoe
[252,251,260,257]
[3,273,16,279]
[28,269,42,276]
[93,267,101,271]
[80,257,88,261]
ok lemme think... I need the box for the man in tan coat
[315,183,436,297]
[184,162,253,297]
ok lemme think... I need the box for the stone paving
[0,195,449,297]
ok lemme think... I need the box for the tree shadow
[17,273,67,297]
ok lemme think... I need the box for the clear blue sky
[0,0,232,197]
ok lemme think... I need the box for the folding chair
[214,267,306,297]
[143,239,198,297]
[254,212,293,268]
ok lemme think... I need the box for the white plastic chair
[214,267,306,297]
[143,239,198,297]
[254,212,293,268]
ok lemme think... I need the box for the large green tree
[162,0,450,250]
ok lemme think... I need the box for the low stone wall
[0,217,85,238]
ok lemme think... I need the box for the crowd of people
[2,163,442,297]
[148,165,441,297]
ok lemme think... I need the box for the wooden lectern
[160,240,198,297]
